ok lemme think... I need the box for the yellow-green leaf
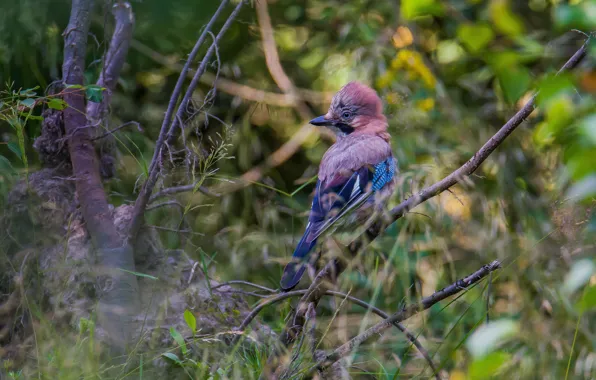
[457,23,494,53]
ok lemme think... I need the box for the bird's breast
[318,134,394,182]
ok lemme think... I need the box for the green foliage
[1,0,595,379]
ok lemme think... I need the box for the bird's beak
[309,115,334,127]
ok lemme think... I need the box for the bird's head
[310,82,388,139]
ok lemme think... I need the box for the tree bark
[62,0,139,352]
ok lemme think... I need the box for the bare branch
[317,261,501,372]
[164,0,246,145]
[145,200,184,212]
[233,285,437,376]
[127,0,244,244]
[325,290,440,379]
[86,1,134,124]
[212,280,277,293]
[149,183,218,202]
[91,120,142,141]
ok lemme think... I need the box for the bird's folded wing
[308,156,396,241]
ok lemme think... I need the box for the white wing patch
[350,175,361,199]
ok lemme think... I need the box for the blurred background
[0,0,595,378]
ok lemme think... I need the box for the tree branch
[268,38,589,369]
[164,0,246,145]
[316,261,501,372]
[325,290,440,379]
[232,286,438,377]
[61,0,139,351]
[62,0,123,247]
[127,0,244,244]
[86,1,134,125]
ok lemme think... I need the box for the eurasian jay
[280,82,397,290]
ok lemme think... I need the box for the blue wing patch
[372,156,396,191]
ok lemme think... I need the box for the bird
[280,81,397,291]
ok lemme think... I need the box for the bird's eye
[341,111,352,119]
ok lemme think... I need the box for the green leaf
[161,352,182,365]
[579,114,596,145]
[436,40,465,64]
[554,3,596,31]
[536,74,575,107]
[0,155,15,174]
[85,85,105,103]
[47,98,67,110]
[19,113,43,121]
[169,327,187,356]
[457,23,494,53]
[466,319,519,358]
[489,0,525,37]
[401,0,444,20]
[19,86,39,97]
[533,96,573,147]
[19,98,36,109]
[496,65,531,103]
[565,148,596,181]
[469,351,512,380]
[65,84,84,89]
[7,142,22,161]
[183,309,197,333]
[576,284,596,313]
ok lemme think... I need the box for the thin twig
[325,290,440,379]
[212,280,277,293]
[165,0,246,144]
[91,120,142,141]
[147,225,204,236]
[149,183,218,202]
[316,261,501,372]
[232,286,438,376]
[127,0,239,244]
[217,289,271,298]
[145,200,184,212]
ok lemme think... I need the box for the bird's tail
[280,229,319,291]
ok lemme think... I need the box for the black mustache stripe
[336,122,354,135]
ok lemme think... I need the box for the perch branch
[316,261,501,372]
[269,38,589,368]
[127,0,243,243]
